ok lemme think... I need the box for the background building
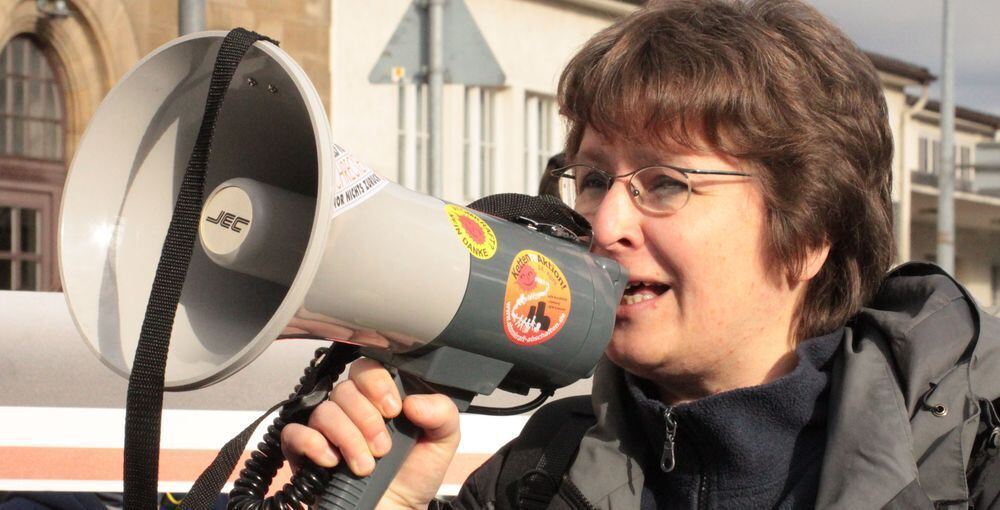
[901,96,1000,309]
[872,52,1000,310]
[4,0,995,307]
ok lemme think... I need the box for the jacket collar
[817,262,996,509]
[813,325,927,508]
[566,358,646,508]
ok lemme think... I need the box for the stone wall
[0,0,332,159]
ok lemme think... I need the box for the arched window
[1,36,63,161]
[0,35,65,291]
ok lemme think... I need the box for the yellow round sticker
[445,205,497,260]
[503,250,572,346]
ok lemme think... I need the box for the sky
[806,0,1000,116]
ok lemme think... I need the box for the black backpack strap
[496,395,596,510]
[967,397,1000,509]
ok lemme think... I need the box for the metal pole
[179,0,206,36]
[428,0,445,197]
[937,0,956,274]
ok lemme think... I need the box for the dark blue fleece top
[626,329,843,510]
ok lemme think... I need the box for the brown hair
[558,0,894,339]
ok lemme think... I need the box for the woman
[283,1,1000,508]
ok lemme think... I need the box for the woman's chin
[605,343,662,378]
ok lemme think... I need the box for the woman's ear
[799,241,831,282]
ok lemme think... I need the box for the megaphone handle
[315,369,473,510]
[316,408,421,510]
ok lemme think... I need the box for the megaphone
[59,31,626,507]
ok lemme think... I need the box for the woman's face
[576,128,810,397]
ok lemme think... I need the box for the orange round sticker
[503,250,572,345]
[445,205,497,260]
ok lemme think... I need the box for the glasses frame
[550,163,753,215]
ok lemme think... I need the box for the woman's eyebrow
[570,149,611,167]
[632,147,683,167]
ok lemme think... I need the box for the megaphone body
[59,31,626,507]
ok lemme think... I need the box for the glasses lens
[557,165,607,214]
[631,167,690,213]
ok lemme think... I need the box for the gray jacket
[446,263,1000,509]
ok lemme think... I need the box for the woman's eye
[648,175,686,193]
[576,171,608,191]
[581,175,606,189]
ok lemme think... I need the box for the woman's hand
[281,358,461,509]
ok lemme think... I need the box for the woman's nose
[589,181,643,253]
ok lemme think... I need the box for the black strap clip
[981,398,1000,455]
[515,216,591,248]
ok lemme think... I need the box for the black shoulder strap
[121,28,275,510]
[496,395,595,510]
[967,397,1000,508]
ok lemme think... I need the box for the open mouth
[621,281,670,306]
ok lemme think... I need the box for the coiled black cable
[228,343,360,510]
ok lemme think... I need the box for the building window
[397,82,429,193]
[959,145,973,183]
[931,140,941,174]
[0,35,65,291]
[918,137,929,172]
[524,93,561,194]
[0,205,41,290]
[1,36,63,160]
[464,87,497,200]
[993,264,1000,308]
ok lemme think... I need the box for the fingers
[329,379,393,457]
[279,359,460,484]
[308,398,378,475]
[291,359,402,477]
[402,394,460,443]
[281,422,340,469]
[348,358,402,418]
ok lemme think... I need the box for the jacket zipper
[560,478,599,510]
[660,405,678,473]
[661,406,707,509]
[698,473,709,510]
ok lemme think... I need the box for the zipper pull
[660,406,678,473]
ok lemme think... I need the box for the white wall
[883,86,907,203]
[911,222,1000,306]
[328,0,619,204]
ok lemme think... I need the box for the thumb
[375,394,461,508]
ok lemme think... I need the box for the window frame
[1,35,65,162]
[397,81,430,193]
[918,136,929,173]
[0,189,53,290]
[0,34,68,291]
[464,86,499,200]
[992,264,1000,308]
[524,92,561,195]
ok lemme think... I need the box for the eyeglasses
[550,163,753,215]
